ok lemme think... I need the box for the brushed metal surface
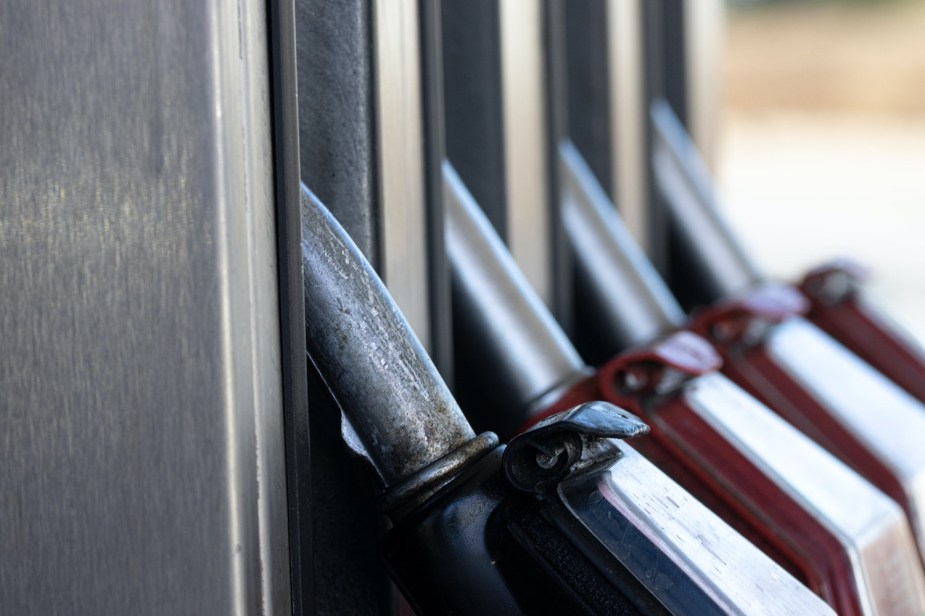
[560,141,685,352]
[0,2,289,614]
[445,162,587,434]
[372,0,431,348]
[607,0,650,252]
[686,374,925,614]
[498,0,553,307]
[767,317,925,561]
[561,443,836,615]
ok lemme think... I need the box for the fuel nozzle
[300,182,833,615]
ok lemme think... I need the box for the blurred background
[713,0,925,340]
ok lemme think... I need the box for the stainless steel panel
[0,1,288,613]
[686,374,925,614]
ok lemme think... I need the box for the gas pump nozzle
[651,98,925,406]
[446,156,925,614]
[300,182,832,615]
[649,100,925,566]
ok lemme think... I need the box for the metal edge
[372,0,432,350]
[268,0,311,612]
[498,0,554,308]
[685,373,925,614]
[606,0,649,254]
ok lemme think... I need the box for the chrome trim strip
[686,374,925,614]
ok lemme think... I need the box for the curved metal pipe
[650,100,761,300]
[561,141,685,354]
[445,162,588,432]
[301,184,474,487]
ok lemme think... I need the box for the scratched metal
[686,373,925,615]
[561,442,836,615]
[0,1,289,614]
[301,186,475,486]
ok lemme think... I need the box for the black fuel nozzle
[300,182,832,615]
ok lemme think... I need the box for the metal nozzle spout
[445,162,589,433]
[301,184,477,489]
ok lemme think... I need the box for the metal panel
[268,0,312,611]
[372,0,431,348]
[684,0,725,167]
[564,0,649,254]
[0,1,289,614]
[296,2,448,611]
[442,0,559,311]
[607,0,650,253]
[499,0,553,307]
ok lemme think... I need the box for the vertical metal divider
[641,0,725,310]
[419,0,455,384]
[1,0,290,612]
[606,0,649,253]
[563,0,650,266]
[295,2,389,613]
[441,0,562,318]
[269,0,312,613]
[564,0,614,199]
[684,0,725,168]
[542,0,575,332]
[640,0,674,283]
[296,1,443,612]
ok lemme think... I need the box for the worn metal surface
[561,142,684,356]
[767,317,925,561]
[445,163,587,433]
[0,1,289,613]
[297,0,378,265]
[686,374,925,615]
[561,442,837,616]
[301,185,475,487]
